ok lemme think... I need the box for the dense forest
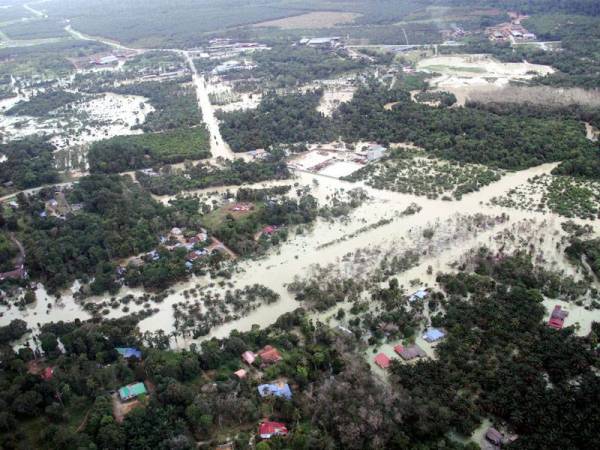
[218,90,333,152]
[245,46,364,88]
[0,137,59,191]
[88,128,211,173]
[220,83,600,176]
[136,157,291,196]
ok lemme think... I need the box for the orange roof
[258,345,282,363]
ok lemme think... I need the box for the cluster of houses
[191,38,270,60]
[237,345,293,441]
[211,59,256,76]
[374,327,445,369]
[42,191,82,219]
[486,15,536,42]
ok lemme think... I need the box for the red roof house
[41,367,54,381]
[257,345,282,364]
[374,353,391,369]
[262,225,276,235]
[259,420,288,439]
[548,305,569,330]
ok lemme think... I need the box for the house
[367,145,386,161]
[234,369,247,379]
[305,37,341,48]
[257,345,282,364]
[485,427,503,446]
[523,32,536,40]
[374,353,391,369]
[241,350,256,365]
[262,225,276,235]
[258,382,292,400]
[248,148,268,159]
[423,328,445,343]
[118,382,147,402]
[409,289,428,302]
[115,347,142,360]
[548,305,569,330]
[259,420,288,439]
[394,344,426,361]
[41,367,54,381]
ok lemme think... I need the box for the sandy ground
[317,87,355,117]
[253,11,361,29]
[417,54,554,106]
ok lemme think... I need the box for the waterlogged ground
[0,92,152,151]
[5,162,599,350]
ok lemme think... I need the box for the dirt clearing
[253,11,361,29]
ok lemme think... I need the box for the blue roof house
[423,328,445,343]
[258,383,292,400]
[116,347,142,360]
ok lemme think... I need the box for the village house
[118,382,147,402]
[257,345,282,365]
[394,344,426,361]
[258,381,292,400]
[241,350,256,365]
[548,305,569,330]
[259,420,288,439]
[374,353,391,369]
[115,347,142,360]
[409,289,429,302]
[234,369,247,379]
[423,328,445,343]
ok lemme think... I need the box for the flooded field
[0,92,152,151]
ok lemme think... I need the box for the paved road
[65,26,236,161]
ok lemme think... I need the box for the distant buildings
[300,36,341,48]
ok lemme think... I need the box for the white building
[367,145,386,161]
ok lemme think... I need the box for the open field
[253,11,361,29]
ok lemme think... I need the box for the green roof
[118,382,147,400]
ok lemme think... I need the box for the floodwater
[4,162,597,348]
